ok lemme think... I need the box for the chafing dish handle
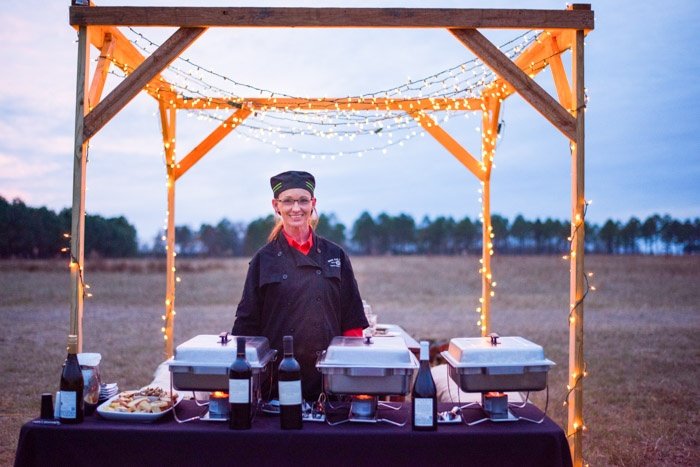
[218,332,231,345]
[315,350,327,367]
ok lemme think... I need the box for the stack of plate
[98,383,119,402]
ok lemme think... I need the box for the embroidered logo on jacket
[327,258,341,268]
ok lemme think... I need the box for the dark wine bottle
[59,334,84,424]
[278,335,303,429]
[228,336,252,429]
[412,340,437,431]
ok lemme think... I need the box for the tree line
[0,197,137,258]
[160,211,698,257]
[1,196,697,258]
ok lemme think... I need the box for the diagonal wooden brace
[409,110,485,181]
[83,26,206,140]
[174,107,252,181]
[451,28,576,141]
[87,32,115,110]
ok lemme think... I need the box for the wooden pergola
[68,3,593,464]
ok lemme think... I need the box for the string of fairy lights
[97,28,543,159]
[562,197,595,442]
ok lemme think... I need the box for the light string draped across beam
[98,27,550,159]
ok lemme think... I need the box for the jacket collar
[275,230,322,268]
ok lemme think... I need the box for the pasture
[1,255,698,466]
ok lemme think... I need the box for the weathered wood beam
[83,27,205,140]
[158,101,177,359]
[70,25,90,352]
[70,6,594,30]
[410,111,484,181]
[568,18,587,467]
[451,28,576,141]
[174,107,252,181]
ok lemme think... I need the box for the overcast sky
[1,0,698,244]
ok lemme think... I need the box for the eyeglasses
[277,197,312,208]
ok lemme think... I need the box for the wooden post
[568,6,587,466]
[159,102,177,359]
[479,178,491,337]
[479,96,500,336]
[70,25,90,352]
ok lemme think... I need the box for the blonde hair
[267,207,319,243]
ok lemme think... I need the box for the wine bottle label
[413,398,434,426]
[228,379,250,403]
[59,391,77,419]
[278,380,302,405]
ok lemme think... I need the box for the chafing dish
[316,336,418,396]
[168,334,276,392]
[441,336,554,392]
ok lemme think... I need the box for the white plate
[96,391,181,422]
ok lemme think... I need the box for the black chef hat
[270,171,315,197]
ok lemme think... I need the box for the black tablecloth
[15,401,571,467]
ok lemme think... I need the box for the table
[15,401,571,467]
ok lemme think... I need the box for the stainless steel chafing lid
[443,336,554,368]
[170,334,276,369]
[317,336,418,369]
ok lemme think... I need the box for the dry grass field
[1,255,698,466]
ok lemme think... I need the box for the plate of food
[97,386,181,422]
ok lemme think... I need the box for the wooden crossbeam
[173,108,252,181]
[83,27,206,140]
[70,6,594,30]
[451,28,576,141]
[170,96,482,112]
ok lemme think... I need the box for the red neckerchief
[282,228,314,255]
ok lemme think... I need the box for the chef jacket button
[282,274,288,279]
[277,251,282,257]
[316,248,321,253]
[316,270,321,275]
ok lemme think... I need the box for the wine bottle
[59,334,84,424]
[278,335,303,429]
[228,336,252,429]
[412,340,437,431]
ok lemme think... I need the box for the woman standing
[232,171,368,402]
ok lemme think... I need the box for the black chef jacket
[232,230,369,401]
